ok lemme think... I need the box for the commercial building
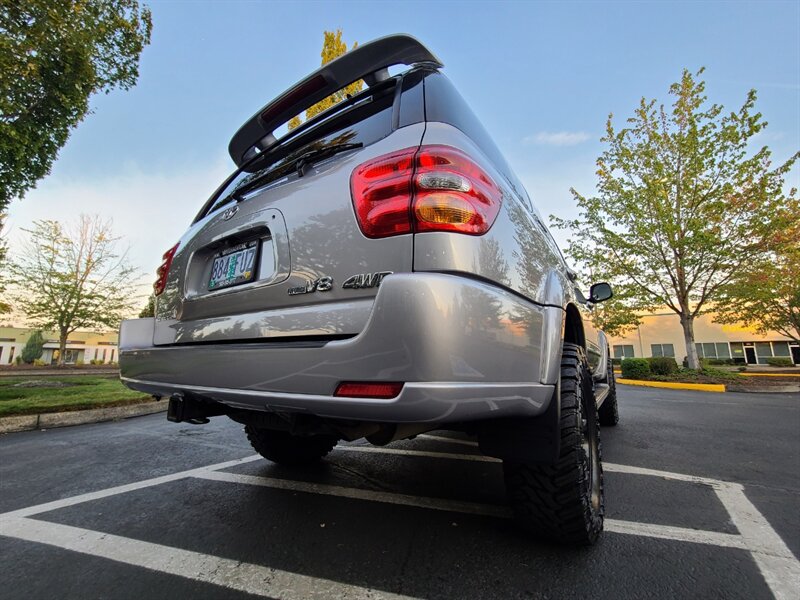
[0,327,119,365]
[606,312,799,365]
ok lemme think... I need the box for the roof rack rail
[228,34,442,167]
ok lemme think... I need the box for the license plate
[208,241,258,291]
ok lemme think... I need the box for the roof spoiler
[227,34,442,167]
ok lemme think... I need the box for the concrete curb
[737,373,800,378]
[0,401,167,434]
[617,378,727,393]
[726,384,800,393]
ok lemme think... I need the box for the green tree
[139,294,155,318]
[552,69,799,369]
[20,329,44,364]
[287,29,362,131]
[0,0,152,211]
[7,215,140,365]
[713,239,800,343]
[0,214,8,313]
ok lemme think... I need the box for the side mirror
[589,282,613,303]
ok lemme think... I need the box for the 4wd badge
[342,271,392,289]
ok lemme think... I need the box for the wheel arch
[563,303,586,350]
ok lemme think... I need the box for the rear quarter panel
[414,122,574,310]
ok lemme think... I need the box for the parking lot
[1,387,798,599]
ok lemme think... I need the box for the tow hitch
[167,393,226,425]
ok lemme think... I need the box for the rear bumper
[120,273,559,424]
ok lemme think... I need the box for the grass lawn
[0,376,151,417]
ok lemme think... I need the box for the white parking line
[338,445,500,463]
[715,484,800,600]
[1,441,797,600]
[194,470,512,518]
[0,516,415,600]
[417,434,479,447]
[0,455,263,520]
[193,469,746,550]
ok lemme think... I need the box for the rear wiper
[223,142,364,207]
[294,142,363,177]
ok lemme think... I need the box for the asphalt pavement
[1,387,798,599]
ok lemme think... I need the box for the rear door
[153,76,425,345]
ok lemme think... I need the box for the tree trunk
[681,314,700,370]
[58,329,68,366]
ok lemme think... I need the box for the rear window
[196,79,399,221]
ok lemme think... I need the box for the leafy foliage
[6,215,140,364]
[766,357,793,367]
[552,69,799,368]
[646,356,678,376]
[139,294,155,318]
[713,240,800,342]
[287,29,363,131]
[0,0,152,210]
[0,214,8,313]
[20,329,44,363]
[620,358,650,379]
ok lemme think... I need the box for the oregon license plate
[208,240,258,291]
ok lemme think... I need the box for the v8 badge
[288,276,333,296]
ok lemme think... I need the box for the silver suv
[120,34,618,545]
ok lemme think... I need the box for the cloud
[4,155,232,305]
[524,131,591,146]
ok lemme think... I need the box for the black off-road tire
[245,426,337,466]
[598,353,619,427]
[503,343,604,545]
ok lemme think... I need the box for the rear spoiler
[228,34,442,168]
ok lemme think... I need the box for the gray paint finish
[121,273,552,422]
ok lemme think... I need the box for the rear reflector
[153,243,179,296]
[350,145,501,238]
[334,382,404,399]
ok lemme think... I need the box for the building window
[62,349,79,364]
[8,346,15,364]
[651,343,675,358]
[110,350,115,362]
[755,342,772,361]
[696,342,732,359]
[730,342,745,359]
[102,349,107,362]
[715,343,731,359]
[614,345,635,358]
[772,342,790,357]
[702,343,717,358]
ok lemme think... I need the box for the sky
[5,0,799,298]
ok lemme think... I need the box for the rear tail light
[350,145,501,238]
[153,243,179,296]
[334,381,404,399]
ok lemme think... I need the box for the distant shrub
[647,356,678,376]
[738,366,747,372]
[611,358,622,366]
[766,357,793,367]
[699,367,739,380]
[14,355,22,365]
[621,358,650,379]
[21,330,45,364]
[33,359,46,366]
[75,359,84,366]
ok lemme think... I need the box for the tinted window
[397,68,426,127]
